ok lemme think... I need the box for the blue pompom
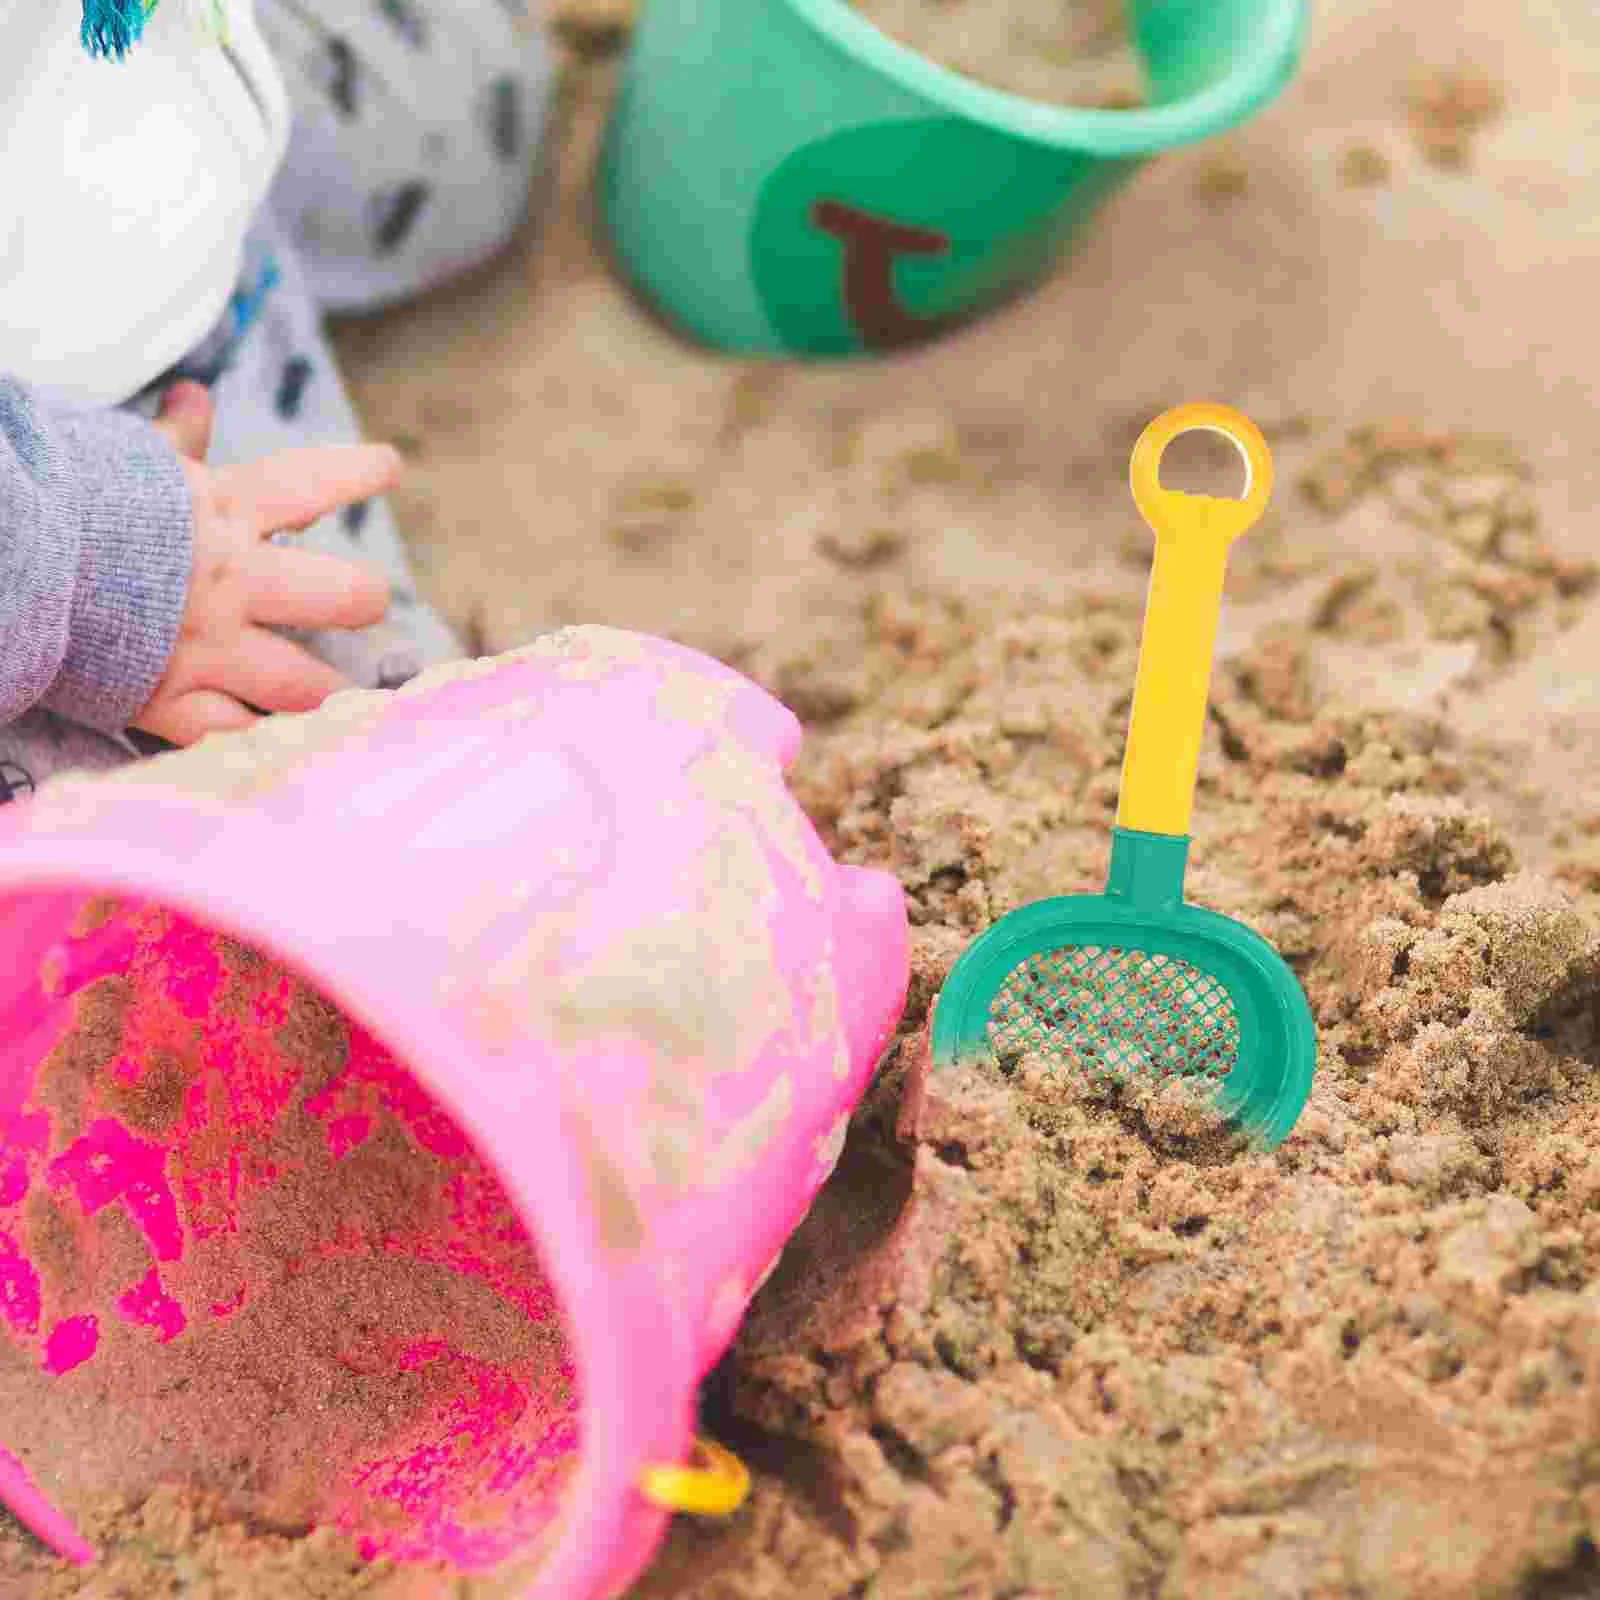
[81,0,152,60]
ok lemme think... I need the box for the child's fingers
[152,382,216,460]
[135,687,257,748]
[243,542,390,631]
[227,443,404,535]
[219,628,353,716]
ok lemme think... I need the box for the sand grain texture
[844,0,1145,107]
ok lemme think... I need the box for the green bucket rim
[781,0,1310,160]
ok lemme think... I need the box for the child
[0,0,555,807]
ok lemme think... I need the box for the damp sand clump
[629,592,1600,1600]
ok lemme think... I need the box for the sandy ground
[8,0,1600,1594]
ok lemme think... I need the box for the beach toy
[598,0,1307,357]
[0,626,910,1597]
[930,404,1315,1146]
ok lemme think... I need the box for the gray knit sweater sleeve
[0,380,192,733]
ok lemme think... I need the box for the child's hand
[132,381,399,747]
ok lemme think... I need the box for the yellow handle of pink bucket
[1119,403,1275,839]
[639,1436,750,1517]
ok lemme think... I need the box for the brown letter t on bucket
[810,198,955,351]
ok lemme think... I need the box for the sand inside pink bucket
[0,900,578,1590]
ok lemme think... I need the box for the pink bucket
[0,627,909,1597]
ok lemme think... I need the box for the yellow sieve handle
[639,1436,750,1518]
[1117,403,1274,839]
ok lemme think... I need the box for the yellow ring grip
[639,1437,750,1518]
[1128,401,1274,543]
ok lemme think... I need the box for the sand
[1,919,574,1598]
[844,0,1145,107]
[8,0,1600,1593]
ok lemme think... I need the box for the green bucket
[598,0,1309,358]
